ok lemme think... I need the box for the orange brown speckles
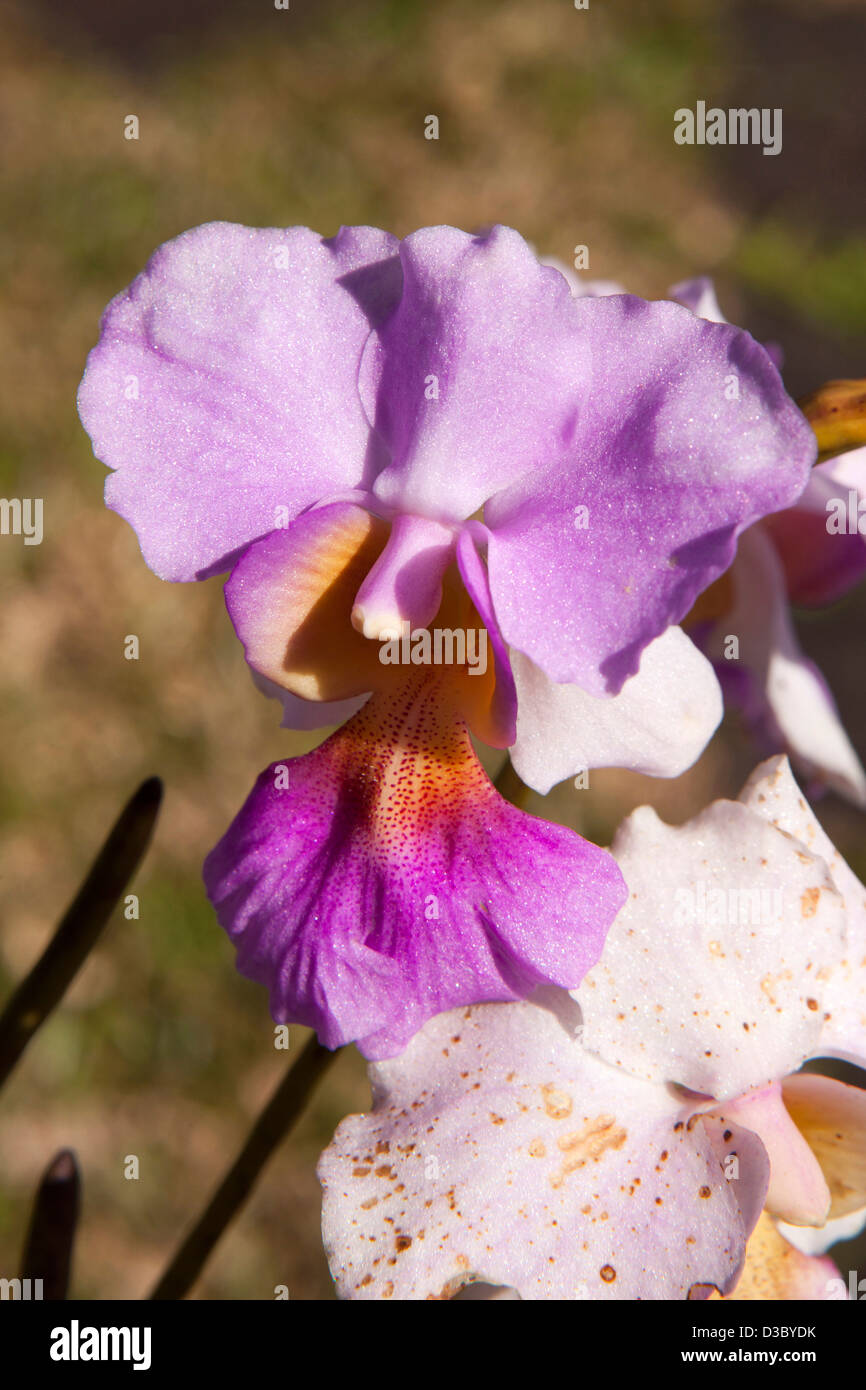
[699,1186,712,1199]
[375,1140,390,1155]
[600,1265,616,1283]
[360,1196,379,1210]
[489,1113,505,1125]
[528,1138,547,1158]
[801,887,821,918]
[395,1234,412,1253]
[551,1115,627,1189]
[382,1282,394,1299]
[806,997,819,1011]
[353,1167,371,1177]
[541,1083,573,1119]
[375,1165,395,1179]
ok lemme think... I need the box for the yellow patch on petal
[712,1212,834,1301]
[782,1073,866,1220]
[799,378,866,463]
[432,565,504,748]
[249,504,395,702]
[242,503,509,745]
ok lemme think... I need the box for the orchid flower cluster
[78,221,866,1300]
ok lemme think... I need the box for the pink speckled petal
[318,999,768,1300]
[204,683,625,1058]
[576,792,846,1101]
[509,626,722,794]
[78,222,400,580]
[739,756,866,1069]
[485,294,813,695]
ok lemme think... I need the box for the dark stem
[149,1032,339,1300]
[0,777,163,1090]
[20,1148,80,1300]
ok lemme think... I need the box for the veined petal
[509,626,722,795]
[576,795,846,1101]
[204,681,625,1058]
[363,224,592,522]
[739,756,866,1068]
[485,294,813,695]
[78,222,400,580]
[318,1000,765,1299]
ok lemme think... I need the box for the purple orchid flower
[657,275,866,806]
[78,222,813,1058]
[319,757,866,1300]
[558,266,866,804]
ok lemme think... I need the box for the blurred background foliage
[0,0,864,1298]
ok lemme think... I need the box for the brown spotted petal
[318,998,768,1300]
[575,769,847,1102]
[739,755,866,1070]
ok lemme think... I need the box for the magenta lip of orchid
[78,220,816,1057]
